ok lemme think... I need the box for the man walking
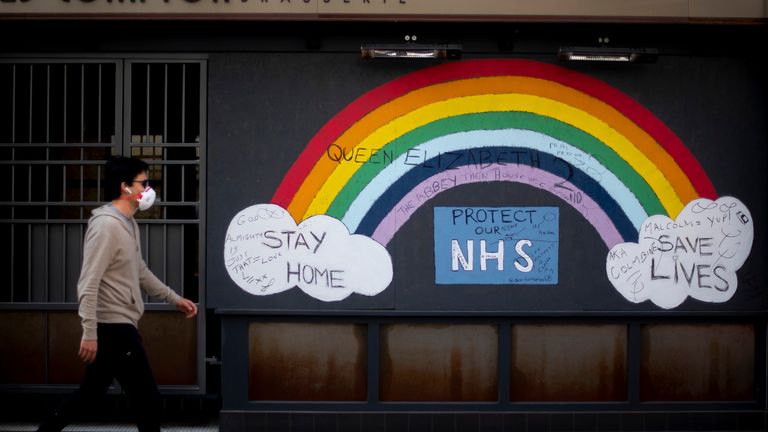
[38,156,198,432]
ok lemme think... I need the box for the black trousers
[38,323,162,432]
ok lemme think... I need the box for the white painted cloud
[606,196,753,309]
[224,204,393,302]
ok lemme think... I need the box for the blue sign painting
[434,207,559,285]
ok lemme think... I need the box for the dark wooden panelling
[510,324,627,401]
[0,312,45,384]
[640,323,755,401]
[48,311,86,384]
[248,323,367,401]
[380,324,498,401]
[139,311,198,385]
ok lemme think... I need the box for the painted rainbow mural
[271,59,716,248]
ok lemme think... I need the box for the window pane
[249,322,367,401]
[380,323,498,402]
[510,324,627,401]
[640,323,754,401]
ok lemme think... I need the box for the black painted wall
[206,41,767,313]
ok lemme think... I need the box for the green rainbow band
[326,111,666,220]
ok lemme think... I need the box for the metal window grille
[0,61,120,303]
[0,57,206,392]
[125,61,204,305]
[0,59,204,307]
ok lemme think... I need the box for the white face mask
[136,186,157,211]
[125,186,157,211]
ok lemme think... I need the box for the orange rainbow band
[272,59,716,227]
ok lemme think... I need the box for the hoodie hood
[90,204,135,237]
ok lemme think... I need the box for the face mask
[136,186,157,211]
[125,186,157,211]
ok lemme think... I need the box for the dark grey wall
[207,48,767,312]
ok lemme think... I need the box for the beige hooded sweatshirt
[77,204,182,340]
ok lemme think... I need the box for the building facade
[1,1,767,431]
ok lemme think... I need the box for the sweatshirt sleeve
[77,219,117,341]
[139,258,183,305]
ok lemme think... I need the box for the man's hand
[79,339,98,363]
[175,298,198,318]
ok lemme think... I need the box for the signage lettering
[435,206,559,285]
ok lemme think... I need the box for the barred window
[0,58,205,388]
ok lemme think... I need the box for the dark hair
[104,156,149,201]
